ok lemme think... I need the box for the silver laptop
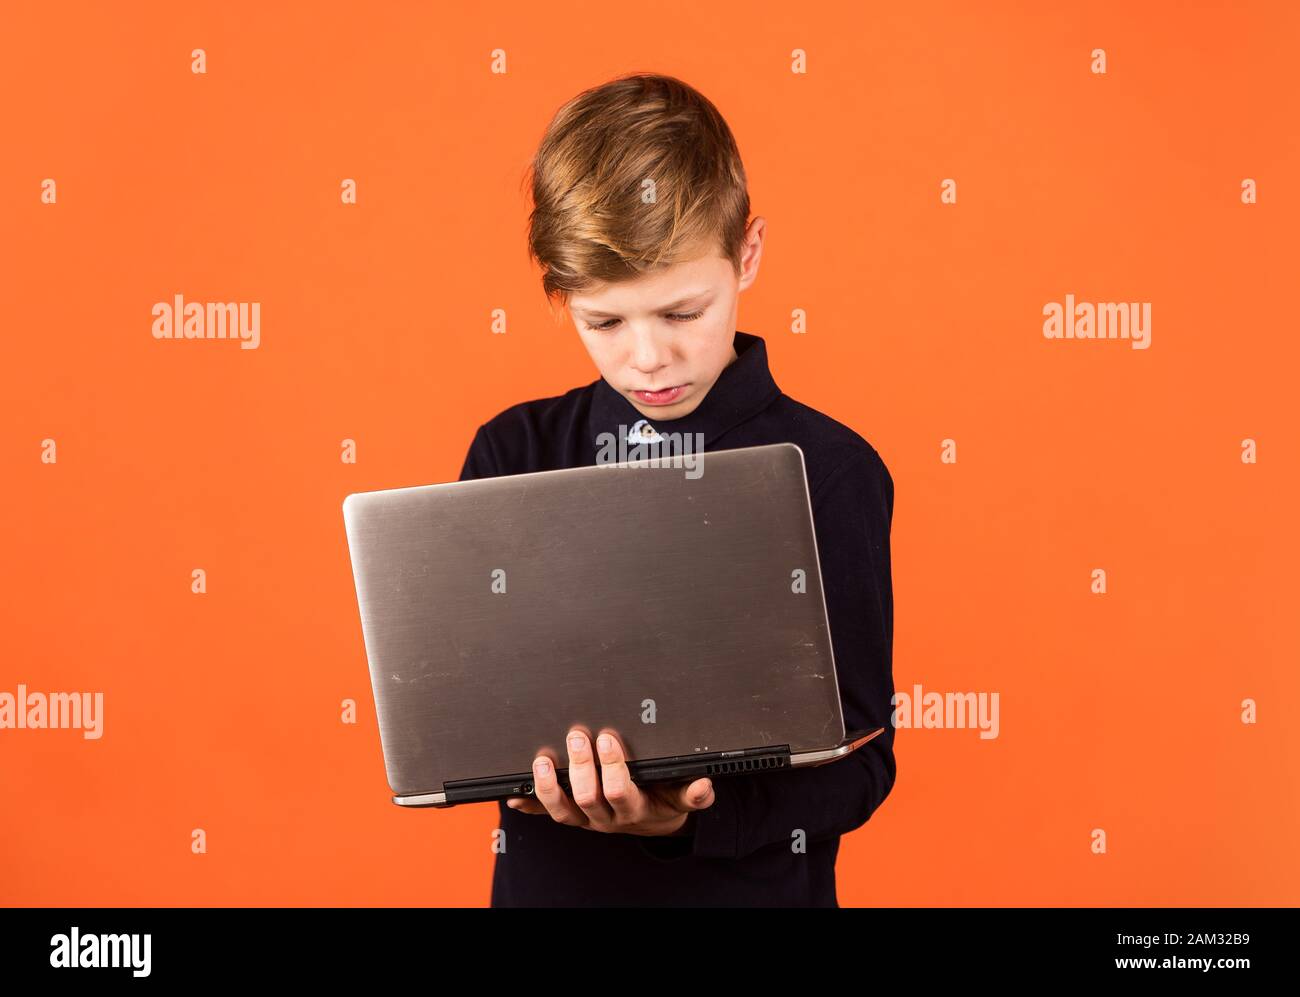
[342,441,883,808]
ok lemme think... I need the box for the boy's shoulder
[767,393,892,494]
[470,380,600,474]
[481,382,591,431]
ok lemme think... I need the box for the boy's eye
[585,309,705,333]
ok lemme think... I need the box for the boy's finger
[532,751,587,826]
[594,729,642,821]
[675,777,715,812]
[506,797,547,814]
[566,729,614,824]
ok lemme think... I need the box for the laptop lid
[342,442,846,801]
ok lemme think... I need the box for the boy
[458,73,896,907]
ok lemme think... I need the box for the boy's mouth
[631,385,686,405]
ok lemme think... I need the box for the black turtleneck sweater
[457,330,896,907]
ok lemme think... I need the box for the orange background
[2,1,1297,906]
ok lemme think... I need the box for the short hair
[523,72,751,307]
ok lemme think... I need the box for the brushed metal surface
[342,442,845,798]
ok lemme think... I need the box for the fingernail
[535,758,550,775]
[597,734,612,753]
[568,733,584,752]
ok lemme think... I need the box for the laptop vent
[705,756,788,776]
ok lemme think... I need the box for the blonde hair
[523,72,751,307]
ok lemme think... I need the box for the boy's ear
[737,216,766,291]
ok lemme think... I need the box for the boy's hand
[505,727,715,837]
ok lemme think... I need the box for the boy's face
[567,217,765,422]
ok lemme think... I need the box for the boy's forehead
[570,255,723,316]
[572,286,711,318]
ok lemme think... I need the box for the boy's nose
[627,327,674,372]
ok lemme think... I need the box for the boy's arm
[640,448,897,861]
[458,424,501,482]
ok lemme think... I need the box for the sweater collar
[587,330,781,451]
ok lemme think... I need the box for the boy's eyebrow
[573,291,711,319]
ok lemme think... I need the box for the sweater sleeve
[643,447,898,861]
